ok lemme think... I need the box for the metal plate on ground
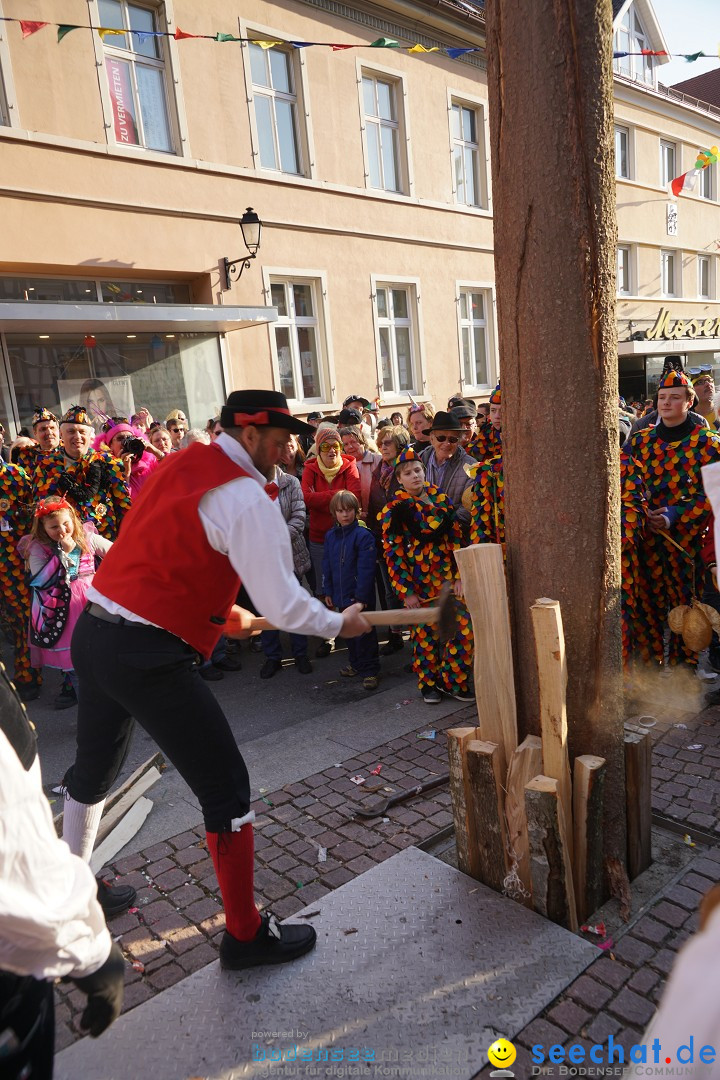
[56,847,598,1080]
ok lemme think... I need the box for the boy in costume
[467,382,502,463]
[380,447,473,704]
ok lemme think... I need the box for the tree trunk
[485,0,626,862]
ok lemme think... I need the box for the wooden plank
[530,598,574,866]
[447,727,482,879]
[53,751,165,836]
[573,755,606,923]
[455,544,518,777]
[625,729,652,880]
[89,797,153,874]
[504,734,543,906]
[95,767,162,845]
[465,740,509,892]
[525,775,578,931]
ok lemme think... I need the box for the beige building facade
[1,0,719,436]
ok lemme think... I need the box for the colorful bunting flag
[669,145,719,198]
[408,44,439,53]
[98,27,125,40]
[20,20,48,37]
[174,28,202,40]
[57,25,80,42]
[370,38,400,48]
[251,39,283,48]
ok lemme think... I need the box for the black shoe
[444,686,476,703]
[17,681,41,703]
[315,641,332,658]
[199,665,224,682]
[214,654,243,672]
[260,658,282,679]
[422,686,443,704]
[380,633,404,656]
[295,656,313,674]
[249,638,263,653]
[219,913,317,971]
[96,878,137,919]
[54,687,77,710]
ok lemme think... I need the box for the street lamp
[223,208,263,290]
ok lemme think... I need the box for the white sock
[62,795,106,862]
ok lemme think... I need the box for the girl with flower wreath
[18,497,112,709]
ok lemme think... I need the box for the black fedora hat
[428,410,464,433]
[220,390,312,436]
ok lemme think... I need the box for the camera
[117,435,146,463]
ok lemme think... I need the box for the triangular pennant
[131,30,160,43]
[251,39,283,48]
[446,47,476,58]
[330,44,355,50]
[408,44,439,53]
[57,24,81,42]
[370,37,400,47]
[98,27,126,39]
[175,27,198,39]
[290,41,312,48]
[684,51,706,61]
[20,20,48,38]
[216,32,242,42]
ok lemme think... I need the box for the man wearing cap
[60,390,370,968]
[15,407,60,471]
[449,400,477,449]
[418,412,475,537]
[343,394,370,413]
[623,369,720,667]
[0,457,41,700]
[468,383,502,463]
[30,405,131,540]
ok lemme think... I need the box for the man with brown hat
[418,411,474,536]
[60,390,370,968]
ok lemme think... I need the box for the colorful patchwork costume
[467,384,502,463]
[622,370,720,666]
[30,406,131,540]
[468,455,505,547]
[380,470,473,695]
[0,461,40,694]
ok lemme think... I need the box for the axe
[223,581,458,641]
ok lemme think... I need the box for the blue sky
[651,0,720,86]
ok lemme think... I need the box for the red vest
[93,442,249,657]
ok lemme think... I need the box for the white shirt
[89,432,342,641]
[0,731,111,980]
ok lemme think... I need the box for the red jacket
[93,442,248,658]
[301,455,361,543]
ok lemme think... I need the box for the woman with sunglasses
[301,425,361,657]
[419,411,475,540]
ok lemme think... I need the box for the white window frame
[92,0,185,156]
[357,61,413,197]
[617,245,633,296]
[262,269,335,408]
[613,7,656,86]
[698,255,713,300]
[370,275,424,400]
[615,124,632,180]
[699,162,715,201]
[660,140,676,188]
[447,92,489,210]
[0,3,19,129]
[456,282,497,392]
[661,249,680,298]
[242,32,314,179]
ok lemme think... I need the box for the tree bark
[485,0,625,862]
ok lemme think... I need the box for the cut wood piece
[530,599,573,867]
[465,739,509,892]
[625,729,652,880]
[505,734,543,906]
[89,797,153,874]
[95,767,162,845]
[573,755,606,923]
[525,774,578,931]
[53,751,165,836]
[447,727,481,880]
[455,544,518,777]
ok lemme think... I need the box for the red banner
[105,57,139,146]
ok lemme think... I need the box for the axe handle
[247,606,441,632]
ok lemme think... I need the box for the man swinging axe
[61,390,370,970]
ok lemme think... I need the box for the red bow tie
[264,482,279,501]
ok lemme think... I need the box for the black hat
[343,394,370,408]
[220,390,312,436]
[338,407,363,426]
[307,411,324,422]
[450,405,476,421]
[428,410,464,433]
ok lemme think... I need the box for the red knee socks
[206,825,262,941]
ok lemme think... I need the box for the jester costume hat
[60,404,94,427]
[489,382,501,404]
[32,406,58,427]
[394,446,423,470]
[657,370,692,390]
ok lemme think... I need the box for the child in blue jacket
[323,490,381,690]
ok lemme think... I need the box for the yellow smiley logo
[488,1038,517,1069]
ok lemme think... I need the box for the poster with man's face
[57,376,135,431]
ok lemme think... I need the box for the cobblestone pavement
[54,692,720,1079]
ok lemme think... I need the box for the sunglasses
[433,434,460,444]
[169,426,186,433]
[319,442,340,453]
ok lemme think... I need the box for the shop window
[458,287,494,389]
[98,0,175,153]
[660,140,676,188]
[615,125,631,179]
[269,278,326,404]
[248,43,304,175]
[0,275,190,303]
[361,71,407,194]
[373,282,420,395]
[451,100,486,208]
